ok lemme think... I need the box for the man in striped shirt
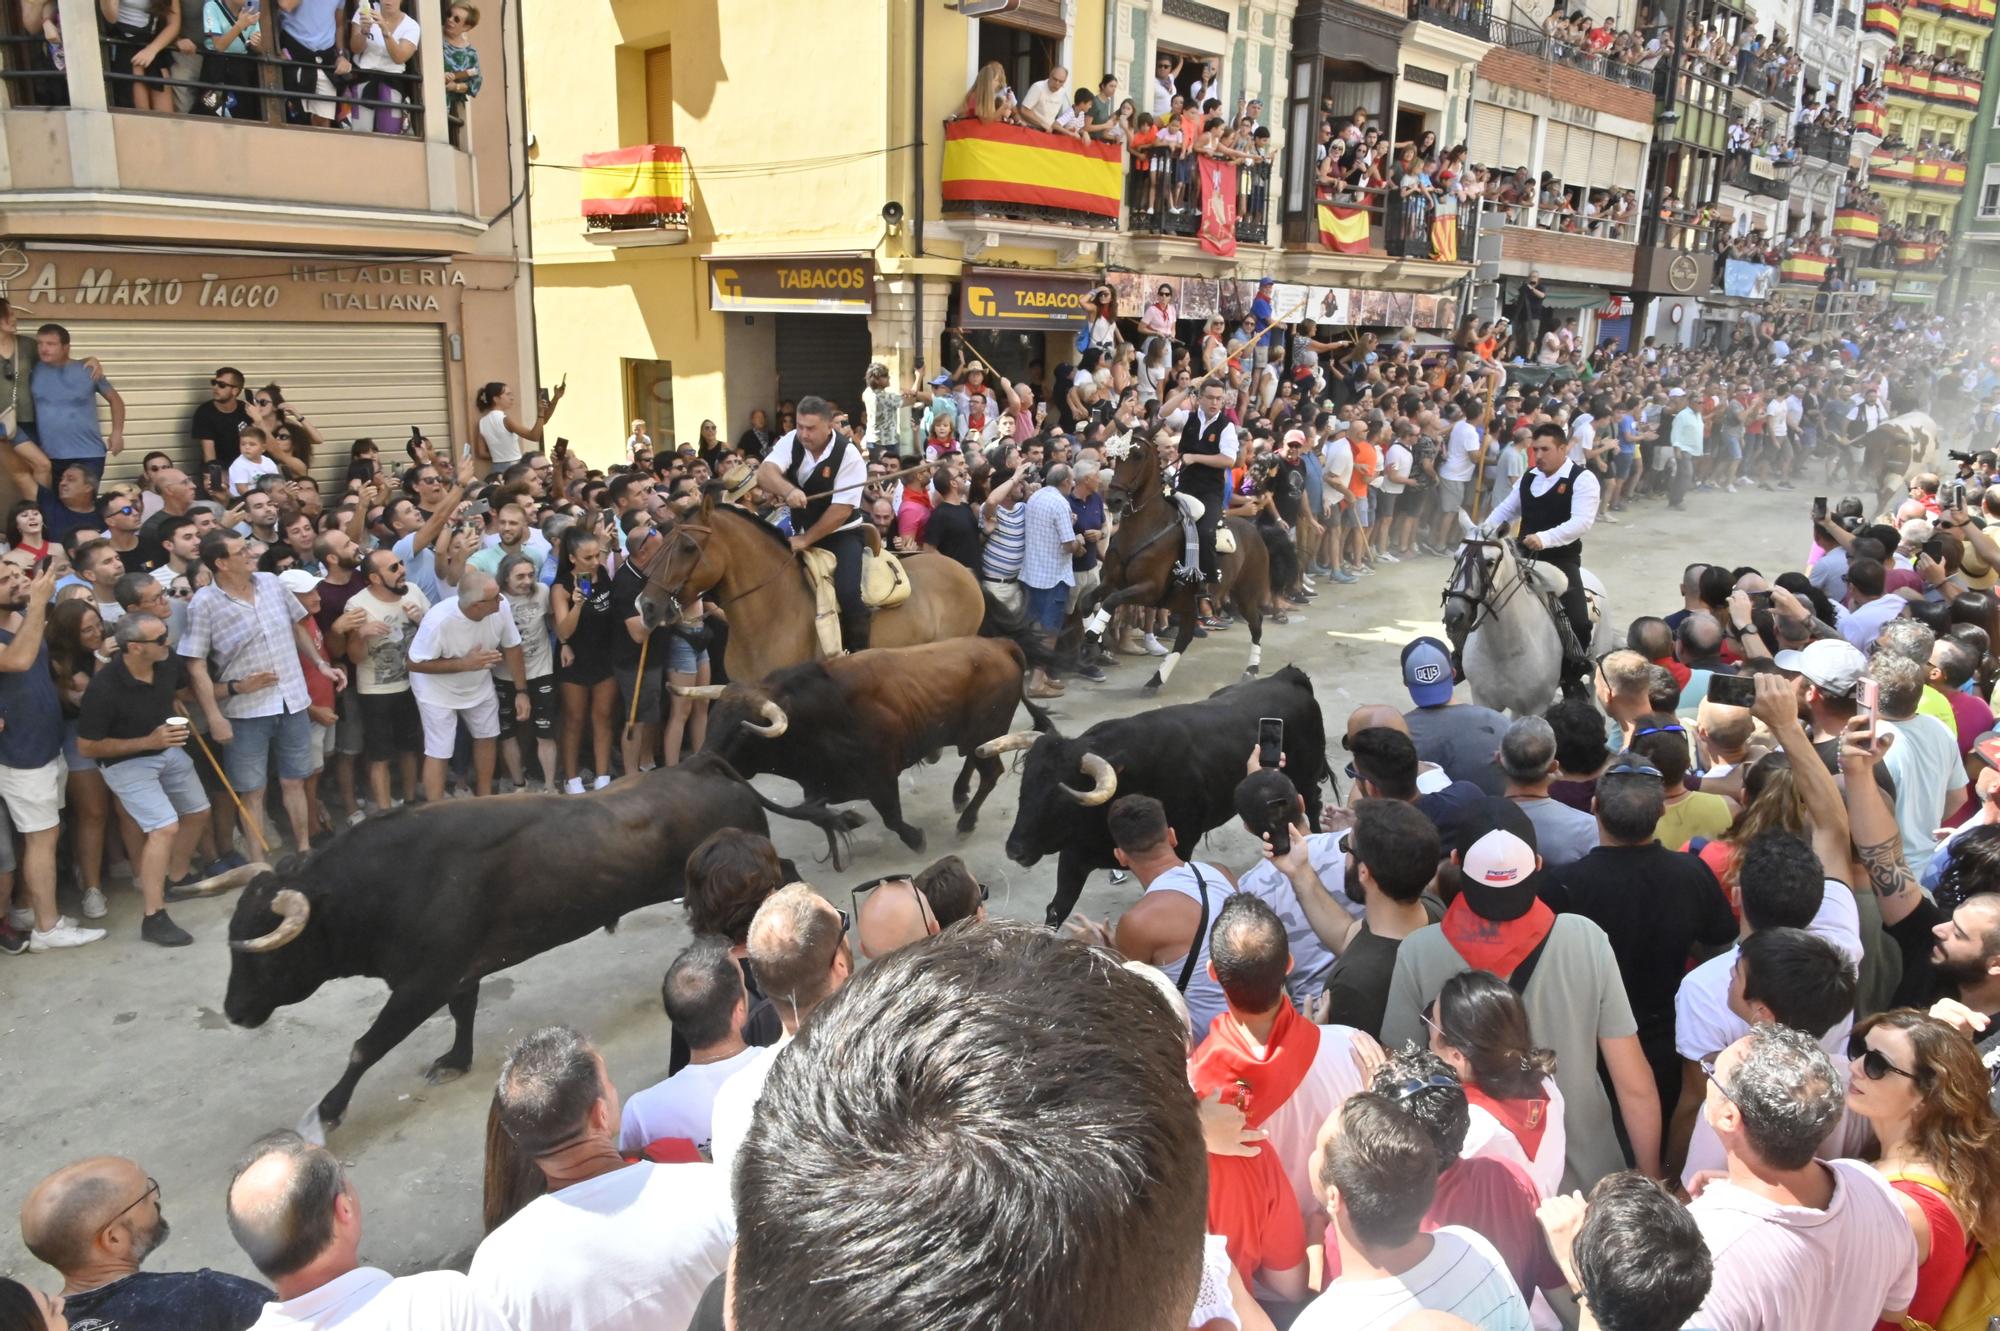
[979,460,1034,615]
[1021,465,1080,699]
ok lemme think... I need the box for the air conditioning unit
[1476,260,1502,283]
[1476,233,1504,264]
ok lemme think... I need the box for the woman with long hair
[1847,1009,2000,1329]
[957,60,1015,123]
[347,0,420,133]
[280,509,321,575]
[0,1277,64,1330]
[1695,751,1808,910]
[475,380,561,472]
[249,383,324,463]
[1428,969,1566,1197]
[550,524,618,792]
[48,601,137,924]
[267,420,312,477]
[495,553,557,791]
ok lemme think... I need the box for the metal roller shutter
[62,320,450,494]
[1563,126,1594,186]
[1499,110,1533,173]
[1468,104,1503,172]
[1541,123,1568,181]
[774,314,873,416]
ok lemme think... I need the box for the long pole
[189,726,270,860]
[1469,368,1500,522]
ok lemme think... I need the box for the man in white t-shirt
[470,1026,733,1331]
[1687,1026,1917,1331]
[1293,1094,1531,1331]
[229,1130,510,1331]
[1433,403,1485,551]
[346,549,429,814]
[708,883,854,1177]
[618,937,761,1157]
[405,570,526,802]
[1188,892,1365,1221]
[1017,65,1071,133]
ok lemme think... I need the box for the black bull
[221,755,860,1131]
[686,639,1054,853]
[984,665,1327,927]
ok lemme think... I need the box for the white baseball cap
[1772,638,1866,699]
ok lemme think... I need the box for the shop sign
[0,246,464,318]
[706,256,874,314]
[957,269,1094,330]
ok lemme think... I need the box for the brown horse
[1088,433,1270,692]
[634,498,986,681]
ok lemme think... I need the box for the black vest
[1518,461,1582,562]
[782,432,853,532]
[1178,411,1228,500]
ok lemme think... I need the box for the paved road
[0,479,1815,1284]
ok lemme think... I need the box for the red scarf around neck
[1442,895,1556,980]
[1188,1000,1322,1129]
[1463,1083,1551,1162]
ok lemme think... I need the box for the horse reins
[1441,538,1536,635]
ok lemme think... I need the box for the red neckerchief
[1463,1083,1551,1161]
[1188,1001,1322,1129]
[1442,895,1555,979]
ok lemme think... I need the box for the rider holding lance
[756,395,871,653]
[1478,421,1599,685]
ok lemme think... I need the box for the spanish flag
[940,119,1123,220]
[1781,255,1830,284]
[580,145,689,216]
[1855,104,1886,136]
[1869,151,1913,181]
[1945,162,1968,187]
[1898,242,1939,266]
[1916,159,1944,184]
[1835,209,1881,241]
[1317,203,1371,253]
[1863,1,1900,36]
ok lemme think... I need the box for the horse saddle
[1169,494,1236,552]
[1521,559,1603,635]
[799,537,912,657]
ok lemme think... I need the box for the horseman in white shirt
[1479,422,1599,688]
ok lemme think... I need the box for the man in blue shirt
[30,324,123,485]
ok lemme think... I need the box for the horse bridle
[636,517,813,611]
[1441,537,1534,635]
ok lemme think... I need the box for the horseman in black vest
[1479,420,1600,686]
[1176,377,1240,607]
[755,395,872,652]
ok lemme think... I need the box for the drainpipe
[914,0,927,365]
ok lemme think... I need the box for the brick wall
[1499,226,1639,284]
[1476,50,1658,121]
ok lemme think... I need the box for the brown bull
[683,637,1053,851]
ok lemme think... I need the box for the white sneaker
[1725,483,1738,493]
[563,778,585,795]
[30,916,107,951]
[6,906,34,931]
[347,809,368,827]
[1142,634,1170,656]
[591,774,612,790]
[1378,551,1401,563]
[80,887,107,919]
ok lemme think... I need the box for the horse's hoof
[1240,668,1260,680]
[425,1057,470,1086]
[1144,674,1164,692]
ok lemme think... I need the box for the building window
[1982,166,2000,218]
[978,18,1061,103]
[624,359,675,449]
[644,46,672,144]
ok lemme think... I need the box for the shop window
[625,359,675,449]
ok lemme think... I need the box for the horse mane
[705,502,795,553]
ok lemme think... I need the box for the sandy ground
[0,477,1816,1285]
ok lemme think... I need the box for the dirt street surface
[0,480,1815,1282]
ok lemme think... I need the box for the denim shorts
[101,747,211,833]
[1025,581,1069,632]
[1612,453,1634,480]
[666,635,709,675]
[224,709,316,790]
[62,721,97,774]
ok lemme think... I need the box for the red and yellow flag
[1864,1,1901,35]
[1898,241,1940,266]
[939,119,1123,219]
[580,145,689,216]
[1781,254,1830,284]
[1854,104,1886,136]
[1834,209,1882,241]
[1317,203,1371,254]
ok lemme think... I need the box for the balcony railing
[1853,102,1888,134]
[1723,155,1796,199]
[1834,206,1884,242]
[1410,0,1504,40]
[1128,153,1273,244]
[1867,149,1969,190]
[1496,20,1657,90]
[1798,123,1853,161]
[1735,64,1797,105]
[1481,196,1639,241]
[1307,185,1478,263]
[1881,63,1983,107]
[1837,8,1860,25]
[580,146,690,242]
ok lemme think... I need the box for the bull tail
[701,753,866,868]
[1022,694,1056,733]
[980,587,1057,671]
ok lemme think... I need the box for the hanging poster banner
[1198,158,1239,258]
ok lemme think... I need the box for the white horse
[1441,513,1614,716]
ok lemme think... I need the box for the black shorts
[357,690,423,763]
[496,676,557,740]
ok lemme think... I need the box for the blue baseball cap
[1401,636,1457,706]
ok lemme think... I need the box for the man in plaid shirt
[179,532,345,855]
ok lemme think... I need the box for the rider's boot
[838,608,873,655]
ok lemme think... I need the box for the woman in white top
[494,553,556,791]
[348,0,420,133]
[475,379,561,472]
[1428,970,1567,1198]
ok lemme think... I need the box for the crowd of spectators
[8,0,483,133]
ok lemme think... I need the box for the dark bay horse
[1087,432,1270,692]
[634,498,985,681]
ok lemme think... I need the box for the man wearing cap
[1479,422,1600,688]
[1401,636,1508,796]
[1381,798,1662,1188]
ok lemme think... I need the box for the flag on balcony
[1854,104,1886,136]
[1834,209,1881,241]
[1781,254,1830,284]
[1316,203,1371,254]
[1945,163,1968,187]
[580,145,689,217]
[1916,160,1943,184]
[1898,241,1940,265]
[1863,1,1900,35]
[939,119,1123,220]
[1198,158,1239,258]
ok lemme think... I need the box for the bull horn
[670,684,728,700]
[230,889,311,954]
[1061,752,1118,806]
[977,730,1040,759]
[169,860,271,898]
[743,699,789,739]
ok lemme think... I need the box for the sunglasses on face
[1847,1030,1918,1082]
[417,475,443,485]
[253,397,273,407]
[211,379,240,390]
[130,632,169,647]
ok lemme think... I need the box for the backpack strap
[1177,864,1213,994]
[1507,923,1557,996]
